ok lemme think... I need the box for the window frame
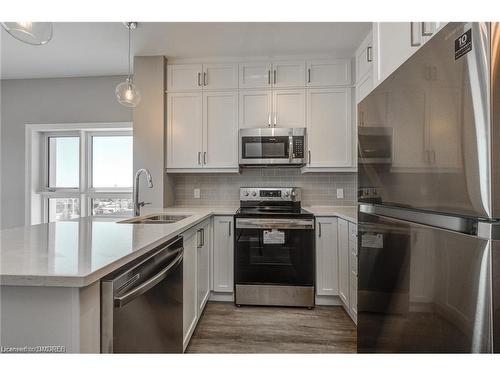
[25,122,133,224]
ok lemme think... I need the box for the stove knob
[284,191,290,198]
[251,191,257,197]
[243,191,249,196]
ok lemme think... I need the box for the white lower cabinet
[315,217,339,296]
[182,227,198,350]
[197,221,211,314]
[212,216,234,292]
[338,219,350,305]
[182,218,212,351]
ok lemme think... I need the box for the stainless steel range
[234,187,315,308]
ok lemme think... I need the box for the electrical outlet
[194,188,201,199]
[336,188,344,199]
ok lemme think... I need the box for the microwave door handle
[289,136,293,162]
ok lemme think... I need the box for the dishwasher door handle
[114,250,183,308]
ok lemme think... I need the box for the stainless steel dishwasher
[101,236,183,353]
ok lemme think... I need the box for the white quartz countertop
[303,206,357,223]
[0,207,237,288]
[0,204,359,288]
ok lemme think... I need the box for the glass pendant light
[1,22,53,45]
[116,22,141,108]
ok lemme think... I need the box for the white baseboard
[315,294,343,306]
[209,291,234,302]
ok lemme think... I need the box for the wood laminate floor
[186,302,357,353]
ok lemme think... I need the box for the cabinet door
[272,60,306,88]
[273,89,306,128]
[212,216,234,292]
[356,33,373,82]
[307,59,351,87]
[338,219,349,305]
[348,222,358,319]
[389,88,428,170]
[239,62,272,89]
[306,88,352,168]
[203,91,238,168]
[357,72,373,104]
[197,222,211,314]
[239,90,272,128]
[167,64,203,91]
[373,22,422,86]
[202,63,238,90]
[316,217,339,296]
[183,229,198,350]
[167,92,203,169]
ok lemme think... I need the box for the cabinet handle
[198,72,201,86]
[366,46,373,62]
[197,229,203,248]
[268,70,271,85]
[228,221,231,236]
[431,150,436,164]
[268,113,271,127]
[203,151,207,164]
[198,151,201,165]
[273,69,277,84]
[273,113,277,127]
[203,72,207,86]
[308,150,311,165]
[201,228,205,247]
[318,222,322,237]
[421,22,433,37]
[307,68,311,83]
[410,22,421,47]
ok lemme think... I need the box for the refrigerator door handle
[359,204,479,236]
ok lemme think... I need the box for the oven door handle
[236,218,314,230]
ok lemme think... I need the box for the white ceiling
[0,22,371,79]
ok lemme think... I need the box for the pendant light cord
[128,25,132,81]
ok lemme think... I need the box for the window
[32,125,133,223]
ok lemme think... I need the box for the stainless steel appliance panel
[358,22,493,219]
[101,237,183,353]
[357,211,493,353]
[491,23,500,218]
[239,127,306,166]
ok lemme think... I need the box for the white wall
[0,76,132,229]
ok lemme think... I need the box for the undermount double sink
[119,214,190,224]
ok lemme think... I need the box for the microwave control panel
[293,137,305,158]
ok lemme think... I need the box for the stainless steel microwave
[239,128,306,166]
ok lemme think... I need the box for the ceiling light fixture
[115,22,141,108]
[1,22,53,45]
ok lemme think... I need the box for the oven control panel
[240,187,301,202]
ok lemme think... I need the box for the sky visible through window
[51,135,132,188]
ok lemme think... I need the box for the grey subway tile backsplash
[170,168,357,207]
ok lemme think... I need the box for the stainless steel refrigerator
[357,22,499,353]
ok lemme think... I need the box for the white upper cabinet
[272,60,306,88]
[203,91,239,169]
[167,92,203,169]
[167,64,203,91]
[373,22,421,87]
[306,59,351,87]
[305,87,352,169]
[239,90,272,128]
[239,62,272,89]
[273,89,306,128]
[202,63,238,90]
[373,22,448,88]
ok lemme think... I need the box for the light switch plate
[336,188,344,199]
[194,188,201,199]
